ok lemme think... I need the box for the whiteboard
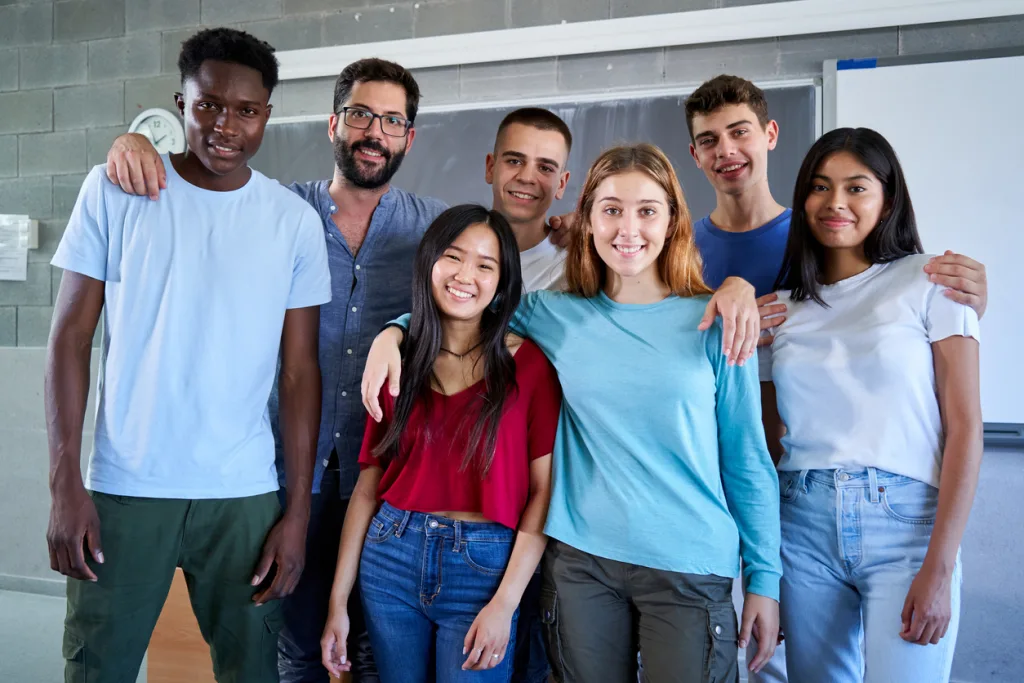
[835,54,1023,426]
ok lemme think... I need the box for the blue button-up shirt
[270,180,447,498]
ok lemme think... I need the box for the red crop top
[358,339,562,529]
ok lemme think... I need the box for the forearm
[330,480,378,607]
[926,424,983,571]
[44,336,93,492]
[759,382,785,465]
[492,485,550,609]
[278,363,320,521]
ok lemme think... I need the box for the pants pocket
[539,585,567,683]
[261,607,286,678]
[705,603,739,683]
[62,629,87,680]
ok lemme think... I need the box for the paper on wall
[0,214,30,281]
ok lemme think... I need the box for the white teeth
[213,145,236,153]
[361,150,383,157]
[446,286,472,299]
[509,191,536,200]
[719,163,744,173]
[615,245,643,254]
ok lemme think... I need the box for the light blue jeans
[778,468,961,683]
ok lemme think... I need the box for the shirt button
[347,349,353,355]
[714,625,722,636]
[355,265,361,271]
[330,205,337,212]
[334,432,341,438]
[322,458,329,466]
[352,307,358,312]
[429,520,439,529]
[341,391,347,397]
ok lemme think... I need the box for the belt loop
[868,467,880,503]
[797,469,809,493]
[396,509,411,538]
[454,520,463,552]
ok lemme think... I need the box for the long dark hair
[373,204,523,476]
[774,127,923,305]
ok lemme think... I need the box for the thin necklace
[439,340,483,361]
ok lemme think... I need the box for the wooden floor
[149,569,347,683]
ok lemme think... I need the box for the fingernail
[462,647,467,655]
[739,640,747,648]
[96,552,105,563]
[252,575,259,585]
[341,656,346,664]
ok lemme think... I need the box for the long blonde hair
[564,143,712,298]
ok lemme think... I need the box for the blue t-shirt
[391,291,782,599]
[52,159,332,499]
[694,209,792,297]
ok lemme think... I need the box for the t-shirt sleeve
[925,284,980,343]
[51,166,113,282]
[287,207,332,309]
[705,322,783,601]
[525,348,562,460]
[358,389,392,470]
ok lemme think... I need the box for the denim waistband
[786,467,930,489]
[377,501,515,543]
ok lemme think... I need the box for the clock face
[129,109,186,155]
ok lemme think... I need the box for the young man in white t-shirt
[45,28,331,683]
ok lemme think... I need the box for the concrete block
[19,44,88,90]
[54,0,125,42]
[127,0,200,32]
[899,16,1024,56]
[19,132,87,178]
[324,5,414,47]
[0,90,53,135]
[55,82,124,131]
[611,0,713,18]
[276,77,335,118]
[29,220,68,264]
[53,175,88,220]
[285,0,366,13]
[557,49,664,93]
[0,308,14,347]
[664,38,780,86]
[0,50,17,93]
[125,75,182,126]
[0,2,52,47]
[0,136,16,178]
[202,0,281,25]
[15,305,53,346]
[88,33,162,83]
[460,58,558,102]
[414,0,506,38]
[162,28,195,74]
[779,29,897,78]
[241,15,324,52]
[511,0,609,28]
[411,66,460,107]
[86,125,125,168]
[0,263,52,306]
[0,177,51,218]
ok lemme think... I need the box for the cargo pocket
[540,586,567,682]
[261,607,286,678]
[704,603,739,683]
[62,630,87,680]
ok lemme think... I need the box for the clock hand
[153,135,167,145]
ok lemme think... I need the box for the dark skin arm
[45,272,105,582]
[252,305,322,605]
[760,382,785,466]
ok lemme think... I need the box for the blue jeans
[778,468,962,683]
[277,470,378,683]
[360,503,519,683]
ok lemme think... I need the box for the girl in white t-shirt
[765,127,982,683]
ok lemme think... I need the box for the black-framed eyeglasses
[339,107,412,137]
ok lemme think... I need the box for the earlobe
[484,153,495,184]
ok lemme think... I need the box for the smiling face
[486,122,570,225]
[689,103,777,197]
[176,59,272,181]
[329,80,416,189]
[430,222,502,323]
[589,170,672,281]
[804,151,888,253]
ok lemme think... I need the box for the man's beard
[334,136,407,190]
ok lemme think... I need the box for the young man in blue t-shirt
[684,74,990,683]
[45,28,330,683]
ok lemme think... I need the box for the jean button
[429,520,439,529]
[839,472,850,482]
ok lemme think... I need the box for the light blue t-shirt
[52,158,332,499]
[391,291,782,599]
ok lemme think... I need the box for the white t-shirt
[521,237,567,292]
[770,254,979,487]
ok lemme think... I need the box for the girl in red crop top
[321,205,561,683]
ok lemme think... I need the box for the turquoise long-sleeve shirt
[391,289,781,599]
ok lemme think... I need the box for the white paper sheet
[0,214,30,281]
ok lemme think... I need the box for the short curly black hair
[178,28,279,95]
